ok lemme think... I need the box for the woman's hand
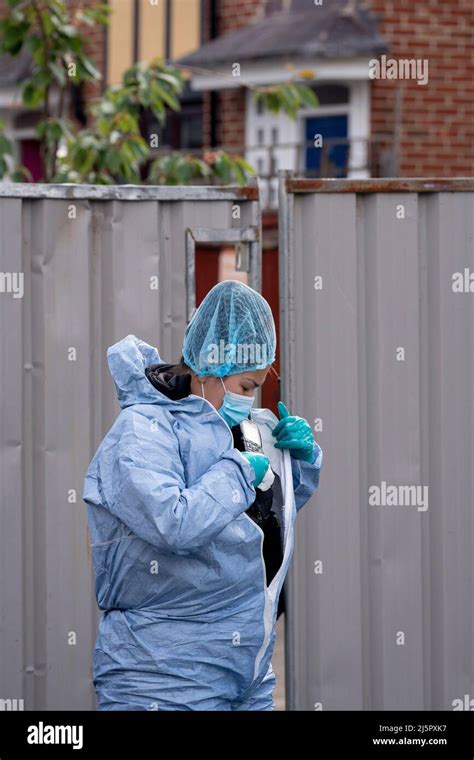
[272,401,316,463]
[240,451,274,490]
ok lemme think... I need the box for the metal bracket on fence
[185,226,259,321]
[235,241,250,272]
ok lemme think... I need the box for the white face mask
[201,378,255,427]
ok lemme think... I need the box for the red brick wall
[214,0,266,149]
[67,0,107,112]
[216,0,265,33]
[216,88,246,150]
[368,0,473,175]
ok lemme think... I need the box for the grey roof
[175,0,388,68]
[0,51,34,87]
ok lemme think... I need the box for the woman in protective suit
[83,279,322,711]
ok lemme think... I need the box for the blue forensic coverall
[83,334,323,710]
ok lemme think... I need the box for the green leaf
[48,61,66,86]
[66,35,82,55]
[262,92,281,114]
[72,143,96,175]
[40,10,54,36]
[212,153,233,183]
[157,71,185,92]
[99,100,115,116]
[123,67,139,87]
[126,135,149,161]
[22,81,45,108]
[58,24,78,39]
[77,3,111,26]
[76,5,111,26]
[11,164,33,182]
[0,16,23,38]
[150,101,166,125]
[113,112,139,133]
[77,149,97,176]
[44,120,66,142]
[269,87,296,118]
[231,162,246,185]
[150,80,181,111]
[104,149,123,175]
[35,121,47,139]
[31,68,53,87]
[81,55,101,80]
[25,35,42,54]
[280,83,301,111]
[191,158,211,179]
[295,83,318,108]
[2,19,30,54]
[48,0,68,15]
[235,156,256,175]
[0,134,13,155]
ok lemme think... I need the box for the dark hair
[166,356,193,376]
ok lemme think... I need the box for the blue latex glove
[272,401,316,463]
[240,451,271,488]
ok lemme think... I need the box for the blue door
[305,114,348,178]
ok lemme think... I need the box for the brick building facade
[191,0,474,178]
[370,0,473,176]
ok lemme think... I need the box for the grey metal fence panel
[279,173,474,711]
[0,199,24,709]
[0,183,261,710]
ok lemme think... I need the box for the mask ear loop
[201,378,227,401]
[269,363,280,381]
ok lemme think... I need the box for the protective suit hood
[107,334,204,413]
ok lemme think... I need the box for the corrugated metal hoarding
[1,175,473,712]
[279,173,474,710]
[0,183,261,710]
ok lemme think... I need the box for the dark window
[161,103,203,150]
[312,84,350,106]
[13,110,40,129]
[141,83,203,151]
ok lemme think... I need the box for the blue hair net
[182,280,276,377]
